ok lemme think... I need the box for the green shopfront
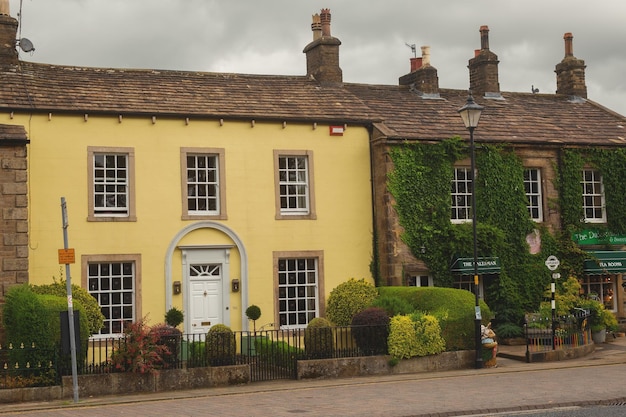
[450,257,501,299]
[574,230,626,317]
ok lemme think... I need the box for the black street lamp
[458,91,484,370]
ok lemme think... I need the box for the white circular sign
[545,255,560,271]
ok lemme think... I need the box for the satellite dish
[18,38,35,53]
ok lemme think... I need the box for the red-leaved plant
[109,318,171,374]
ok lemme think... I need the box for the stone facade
[0,126,29,331]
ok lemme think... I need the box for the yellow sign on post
[58,248,75,264]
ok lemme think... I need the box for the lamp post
[458,92,484,369]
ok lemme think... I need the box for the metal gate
[237,329,302,382]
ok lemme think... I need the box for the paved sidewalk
[1,336,625,416]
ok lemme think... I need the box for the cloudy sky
[9,0,626,116]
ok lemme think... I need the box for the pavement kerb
[1,336,625,415]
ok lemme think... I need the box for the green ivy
[388,138,626,329]
[388,140,551,326]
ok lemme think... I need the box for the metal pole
[61,197,79,403]
[551,278,556,349]
[469,127,483,369]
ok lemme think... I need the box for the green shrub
[387,313,446,360]
[378,286,492,350]
[3,285,52,348]
[186,341,207,368]
[2,285,90,375]
[32,279,105,337]
[387,315,418,360]
[304,317,334,358]
[256,338,303,370]
[493,322,524,339]
[409,312,446,356]
[371,294,415,317]
[351,307,390,355]
[206,324,236,366]
[164,307,184,328]
[110,319,170,373]
[326,278,378,326]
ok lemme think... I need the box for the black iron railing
[0,324,391,387]
[524,309,591,356]
[0,342,58,388]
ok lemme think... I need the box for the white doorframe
[181,246,232,335]
[164,222,249,331]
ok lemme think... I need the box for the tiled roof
[0,62,377,123]
[344,84,626,147]
[1,61,625,147]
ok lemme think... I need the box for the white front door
[182,247,232,336]
[189,263,222,335]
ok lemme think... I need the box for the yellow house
[0,6,374,337]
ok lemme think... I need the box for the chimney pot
[410,57,423,72]
[311,13,322,40]
[320,8,331,37]
[0,0,8,16]
[421,46,431,67]
[480,25,490,50]
[563,32,574,57]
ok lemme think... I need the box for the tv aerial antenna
[405,43,416,58]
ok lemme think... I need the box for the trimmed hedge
[31,280,104,337]
[326,278,378,326]
[378,286,492,350]
[2,284,90,373]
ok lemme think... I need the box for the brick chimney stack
[0,0,18,66]
[303,9,343,86]
[555,33,587,98]
[468,25,500,96]
[399,45,439,95]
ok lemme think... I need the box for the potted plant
[578,299,618,343]
[243,305,263,356]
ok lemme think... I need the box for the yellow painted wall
[7,112,373,332]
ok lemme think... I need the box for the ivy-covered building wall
[360,26,626,329]
[372,138,626,326]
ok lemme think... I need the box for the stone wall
[0,125,29,342]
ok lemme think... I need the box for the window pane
[278,155,309,214]
[277,257,318,328]
[581,169,605,222]
[186,154,220,215]
[88,261,135,337]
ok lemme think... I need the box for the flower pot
[592,328,606,344]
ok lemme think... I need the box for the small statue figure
[481,322,498,367]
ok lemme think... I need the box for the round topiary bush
[164,307,184,328]
[245,305,262,332]
[326,278,378,326]
[206,324,236,366]
[351,307,390,355]
[304,317,334,359]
